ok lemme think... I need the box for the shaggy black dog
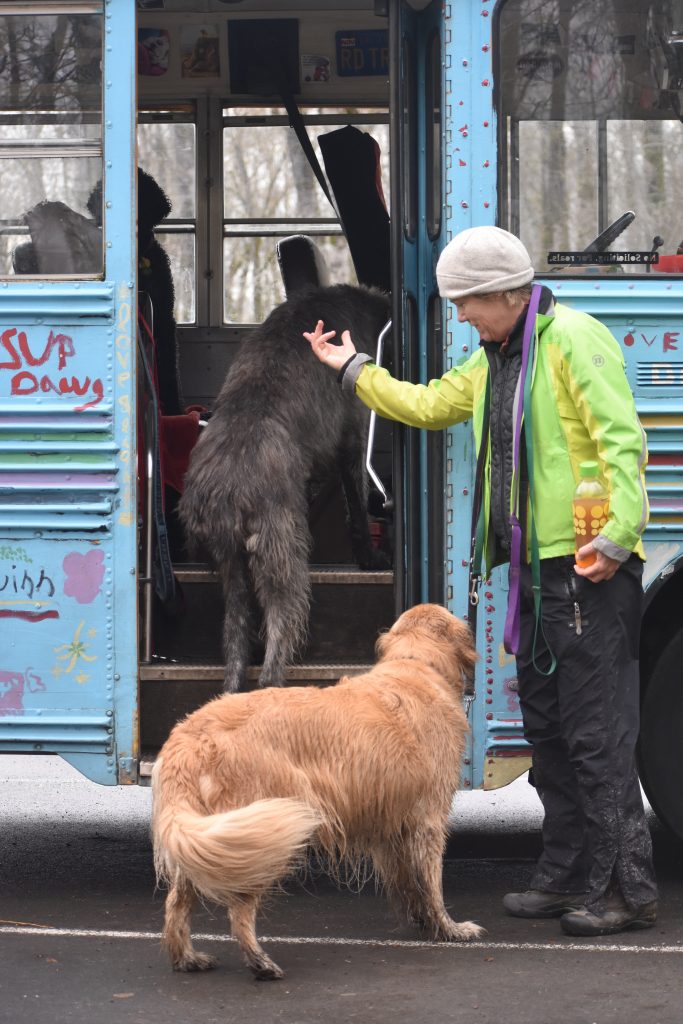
[88,167,184,415]
[179,284,390,692]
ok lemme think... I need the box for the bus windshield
[498,0,683,276]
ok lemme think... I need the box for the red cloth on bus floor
[160,408,202,494]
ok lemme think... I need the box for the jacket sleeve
[559,316,648,559]
[349,358,480,431]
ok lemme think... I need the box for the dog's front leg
[371,839,431,928]
[389,825,486,943]
[228,897,284,980]
[162,875,218,972]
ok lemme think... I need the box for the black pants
[516,555,658,913]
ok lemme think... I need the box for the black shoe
[503,889,586,919]
[561,899,658,937]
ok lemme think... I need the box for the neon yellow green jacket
[353,300,648,568]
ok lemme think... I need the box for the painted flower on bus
[53,620,98,685]
[63,548,105,604]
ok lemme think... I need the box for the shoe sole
[504,903,584,919]
[560,916,657,937]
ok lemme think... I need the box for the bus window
[221,106,389,324]
[0,5,103,278]
[497,0,683,276]
[138,110,197,324]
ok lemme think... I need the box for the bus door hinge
[118,756,138,784]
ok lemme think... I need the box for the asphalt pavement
[1,755,682,1024]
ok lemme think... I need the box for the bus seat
[22,200,101,274]
[318,126,391,295]
[276,234,330,298]
[12,241,39,275]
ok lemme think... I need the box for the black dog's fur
[179,284,390,692]
[88,167,184,415]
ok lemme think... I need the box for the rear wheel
[638,629,683,841]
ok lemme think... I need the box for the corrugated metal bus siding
[0,2,137,785]
[0,322,119,774]
[0,407,116,530]
[641,406,683,534]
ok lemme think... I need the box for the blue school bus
[1,0,682,841]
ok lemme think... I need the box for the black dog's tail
[179,423,306,564]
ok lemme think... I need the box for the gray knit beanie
[436,226,534,300]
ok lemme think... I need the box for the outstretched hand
[303,320,358,372]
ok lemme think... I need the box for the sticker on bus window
[335,30,388,77]
[548,251,659,265]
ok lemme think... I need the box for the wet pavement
[1,755,682,1024]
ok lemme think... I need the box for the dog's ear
[382,605,479,696]
[424,607,478,692]
[450,617,478,694]
[375,628,390,662]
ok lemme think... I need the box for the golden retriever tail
[153,781,321,904]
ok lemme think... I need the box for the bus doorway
[0,0,446,786]
[134,1,435,769]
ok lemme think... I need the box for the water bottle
[573,461,609,568]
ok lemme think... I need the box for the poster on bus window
[181,25,221,79]
[138,28,170,77]
[302,54,331,83]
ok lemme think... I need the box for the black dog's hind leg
[338,436,390,570]
[220,553,254,692]
[249,497,311,688]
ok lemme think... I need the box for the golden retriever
[151,603,484,980]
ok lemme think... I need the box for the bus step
[139,662,371,751]
[150,571,394,663]
[171,563,393,586]
[139,754,156,781]
[139,662,370,682]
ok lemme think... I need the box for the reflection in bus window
[0,10,103,278]
[138,116,197,324]
[497,0,683,276]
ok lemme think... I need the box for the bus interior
[131,1,405,759]
[130,1,409,759]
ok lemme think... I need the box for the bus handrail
[365,318,393,511]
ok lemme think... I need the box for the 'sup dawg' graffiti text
[0,328,103,411]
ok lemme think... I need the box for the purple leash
[503,284,542,656]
